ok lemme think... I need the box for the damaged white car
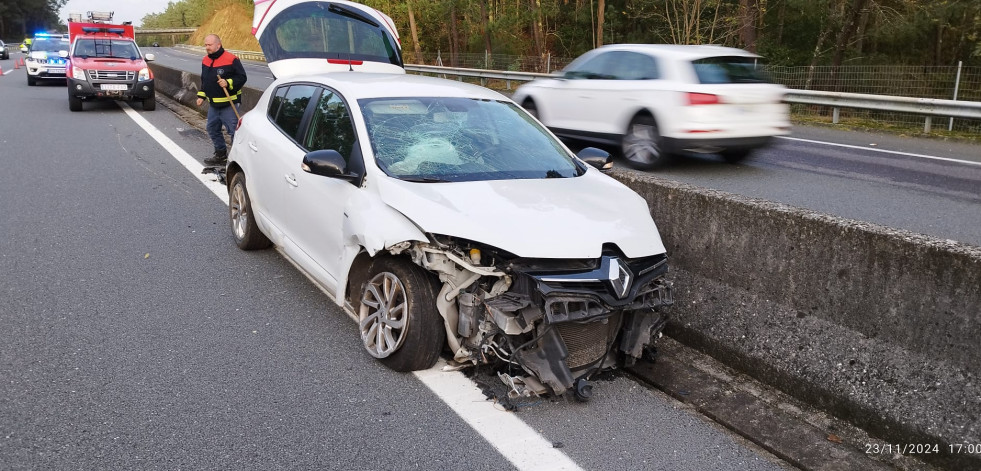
[228,0,673,400]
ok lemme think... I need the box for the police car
[26,33,70,86]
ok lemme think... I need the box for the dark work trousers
[207,105,239,151]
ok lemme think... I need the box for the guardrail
[185,46,981,134]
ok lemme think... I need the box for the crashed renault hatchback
[228,0,673,400]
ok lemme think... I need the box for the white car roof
[272,72,510,102]
[594,43,760,60]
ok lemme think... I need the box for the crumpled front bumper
[502,254,674,395]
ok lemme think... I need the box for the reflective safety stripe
[210,90,242,103]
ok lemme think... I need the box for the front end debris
[395,236,673,400]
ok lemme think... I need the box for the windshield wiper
[328,3,380,27]
[401,177,450,183]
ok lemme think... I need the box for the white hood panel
[376,172,666,259]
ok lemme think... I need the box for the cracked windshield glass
[360,97,584,182]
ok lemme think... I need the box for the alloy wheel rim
[623,123,660,164]
[230,184,247,240]
[359,272,408,358]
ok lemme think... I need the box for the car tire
[228,172,272,250]
[522,98,540,120]
[68,94,82,112]
[142,94,156,111]
[359,257,445,372]
[27,75,36,86]
[721,148,752,164]
[621,115,669,170]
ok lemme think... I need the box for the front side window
[361,97,583,182]
[304,90,355,159]
[564,52,615,80]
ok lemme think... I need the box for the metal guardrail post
[833,107,840,124]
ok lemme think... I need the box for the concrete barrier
[149,62,263,115]
[617,173,981,469]
[149,63,981,469]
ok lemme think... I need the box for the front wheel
[68,94,82,112]
[621,115,669,170]
[228,172,272,250]
[522,98,540,120]
[27,74,36,86]
[359,257,444,372]
[142,94,156,111]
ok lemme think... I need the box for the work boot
[204,148,227,166]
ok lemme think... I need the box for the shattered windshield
[361,97,583,182]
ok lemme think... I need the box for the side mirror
[144,53,155,61]
[302,149,359,181]
[58,50,68,58]
[577,147,613,172]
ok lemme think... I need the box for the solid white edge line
[776,135,981,167]
[120,102,229,204]
[414,361,584,471]
[122,102,582,471]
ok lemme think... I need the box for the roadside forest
[4,0,979,68]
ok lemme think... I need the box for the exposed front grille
[555,314,618,368]
[90,70,135,80]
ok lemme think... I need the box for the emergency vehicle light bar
[81,27,126,35]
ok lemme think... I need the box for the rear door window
[269,84,320,141]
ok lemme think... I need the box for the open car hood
[376,173,666,259]
[252,0,404,78]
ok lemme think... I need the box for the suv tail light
[686,92,721,105]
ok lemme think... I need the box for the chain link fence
[405,51,980,136]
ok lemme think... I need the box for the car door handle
[285,174,298,187]
[249,142,258,152]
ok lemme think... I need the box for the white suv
[512,44,791,169]
[25,33,70,86]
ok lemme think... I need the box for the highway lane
[150,46,981,246]
[0,58,792,469]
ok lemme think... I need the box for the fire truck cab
[65,11,156,111]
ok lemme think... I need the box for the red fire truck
[65,11,156,111]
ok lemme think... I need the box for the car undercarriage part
[390,238,673,398]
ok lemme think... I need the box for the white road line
[777,135,981,167]
[415,362,584,471]
[121,102,582,471]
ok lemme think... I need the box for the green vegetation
[7,0,978,70]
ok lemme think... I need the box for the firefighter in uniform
[197,34,247,166]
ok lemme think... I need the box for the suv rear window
[691,56,771,84]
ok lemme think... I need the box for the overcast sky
[60,0,172,27]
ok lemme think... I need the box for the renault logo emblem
[606,257,632,299]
